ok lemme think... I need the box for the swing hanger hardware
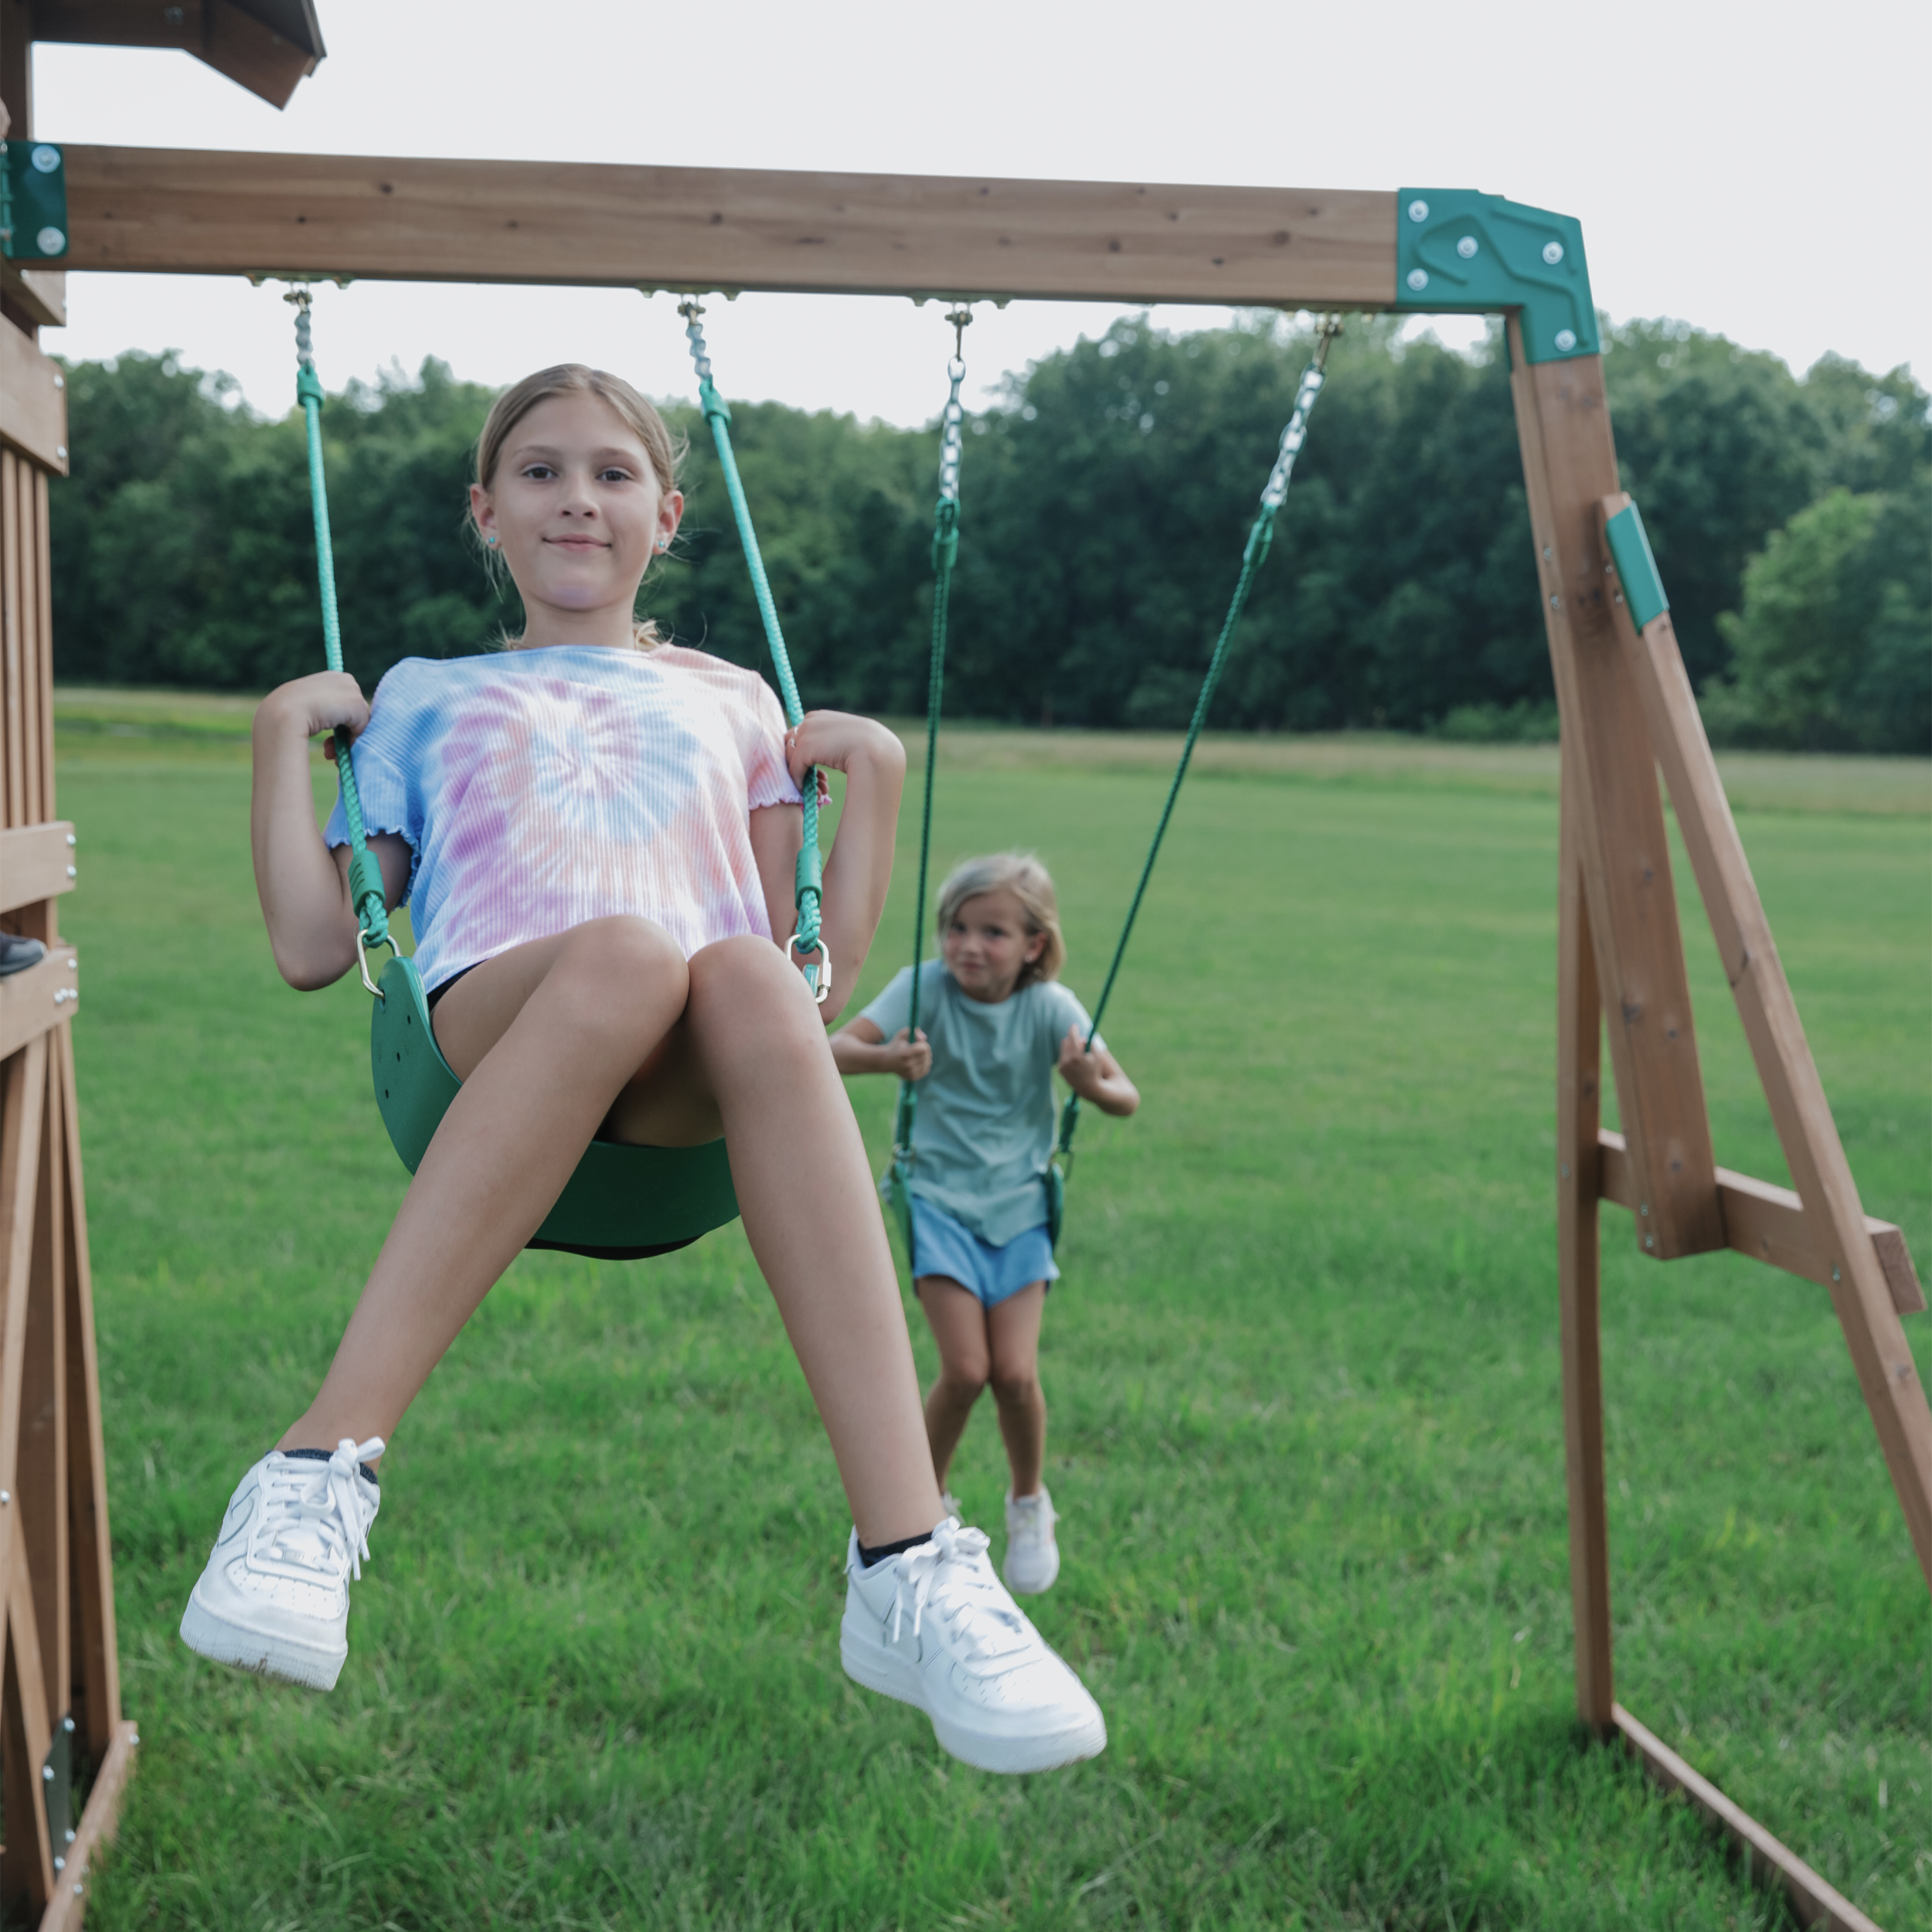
[355,928,394,1002]
[944,303,973,369]
[246,270,354,290]
[792,935,832,1006]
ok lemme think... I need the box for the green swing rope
[1053,319,1342,1173]
[289,289,392,993]
[889,309,972,1181]
[679,301,830,1004]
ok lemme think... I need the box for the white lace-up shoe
[1004,1487,1061,1595]
[179,1437,384,1691]
[841,1519,1104,1773]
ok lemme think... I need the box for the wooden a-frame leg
[1559,753,1614,1730]
[1597,498,1932,1587]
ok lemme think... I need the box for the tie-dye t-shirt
[322,645,802,995]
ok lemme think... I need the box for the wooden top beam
[59,145,1400,308]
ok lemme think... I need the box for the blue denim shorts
[910,1198,1059,1308]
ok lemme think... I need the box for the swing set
[0,15,1926,1928]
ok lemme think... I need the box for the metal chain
[286,287,391,988]
[891,307,972,1172]
[676,298,829,1000]
[1056,316,1343,1165]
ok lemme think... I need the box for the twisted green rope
[680,304,825,992]
[292,294,389,957]
[1055,327,1338,1166]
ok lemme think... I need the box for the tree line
[49,314,1930,752]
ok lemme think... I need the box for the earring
[655,536,669,552]
[485,533,498,547]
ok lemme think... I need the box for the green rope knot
[297,364,325,410]
[697,378,731,425]
[1242,512,1276,570]
[346,845,390,946]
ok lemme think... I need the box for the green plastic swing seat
[369,954,740,1260]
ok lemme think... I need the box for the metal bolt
[53,1858,64,1872]
[1549,593,1562,609]
[37,227,66,255]
[1560,1164,1571,1179]
[31,145,60,174]
[1640,1204,1649,1216]
[66,833,77,846]
[64,1828,75,1842]
[1543,240,1565,266]
[63,1718,74,1734]
[1554,328,1578,352]
[66,865,77,879]
[1456,235,1478,259]
[43,1765,54,1782]
[1542,545,1553,561]
[0,1492,10,1504]
[1645,1236,1655,1250]
[53,373,65,390]
[1832,1267,1841,1281]
[1407,199,1430,223]
[56,446,69,461]
[1405,267,1428,292]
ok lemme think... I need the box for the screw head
[2,1491,12,1505]
[1645,1236,1655,1250]
[1554,328,1578,352]
[43,1765,54,1781]
[1407,199,1430,223]
[1560,1164,1571,1179]
[1549,593,1562,609]
[36,226,66,255]
[1456,235,1478,259]
[53,373,65,390]
[1832,1267,1841,1281]
[31,145,60,174]
[1406,267,1429,293]
[63,1717,74,1733]
[1543,240,1565,265]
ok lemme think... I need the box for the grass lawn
[50,698,1930,1929]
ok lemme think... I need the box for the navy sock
[858,1526,936,1569]
[281,1446,379,1487]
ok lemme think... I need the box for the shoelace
[262,1436,385,1581]
[889,1522,1029,1659]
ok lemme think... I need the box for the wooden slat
[0,317,66,474]
[35,1719,138,1932]
[16,454,39,826]
[1614,1705,1883,1932]
[19,1043,64,1742]
[1509,329,1723,1260]
[31,1,320,107]
[1597,500,1932,1587]
[1,1518,56,1913]
[2,449,21,826]
[1559,761,1614,1727]
[56,1027,117,1759]
[0,947,75,1061]
[32,468,52,824]
[60,143,1403,306]
[0,263,63,329]
[0,1033,47,1570]
[1599,1129,1926,1315]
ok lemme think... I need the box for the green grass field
[49,696,1930,1929]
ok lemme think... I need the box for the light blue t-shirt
[860,961,1102,1247]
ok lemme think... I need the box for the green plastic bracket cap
[1604,502,1669,630]
[1395,189,1596,364]
[0,141,70,261]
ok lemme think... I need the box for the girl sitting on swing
[832,855,1139,1594]
[178,362,1104,1777]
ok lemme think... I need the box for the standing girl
[832,855,1139,1594]
[179,365,1104,1776]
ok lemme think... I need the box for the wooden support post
[1557,757,1614,1728]
[1508,328,1724,1261]
[1598,493,1932,1587]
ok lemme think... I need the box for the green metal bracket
[0,141,70,261]
[1604,500,1669,630]
[1393,189,1595,364]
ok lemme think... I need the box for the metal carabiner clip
[355,928,393,1001]
[793,935,832,1007]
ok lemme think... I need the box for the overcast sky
[33,0,1930,427]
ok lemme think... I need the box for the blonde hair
[935,853,1066,988]
[474,363,686,651]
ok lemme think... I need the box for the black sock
[281,1446,379,1487]
[858,1526,937,1569]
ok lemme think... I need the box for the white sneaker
[840,1518,1104,1773]
[179,1437,384,1691]
[1004,1487,1061,1595]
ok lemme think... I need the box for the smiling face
[941,889,1049,1005]
[468,391,682,643]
